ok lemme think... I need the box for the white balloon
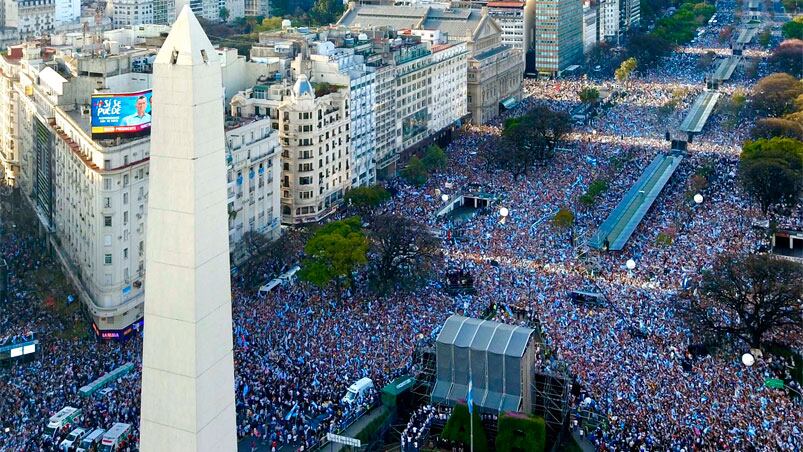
[626,259,636,270]
[441,194,449,202]
[694,194,703,204]
[499,207,509,217]
[741,353,755,367]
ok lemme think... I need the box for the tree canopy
[615,57,638,82]
[442,403,489,452]
[739,137,803,213]
[298,216,369,291]
[578,87,601,104]
[688,253,803,348]
[422,144,448,171]
[368,214,441,293]
[751,117,803,141]
[769,40,803,78]
[401,155,429,186]
[491,106,572,177]
[781,16,803,39]
[496,413,546,452]
[750,73,803,117]
[344,185,391,211]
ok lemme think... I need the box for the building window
[105,254,112,265]
[104,216,112,227]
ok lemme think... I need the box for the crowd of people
[1,0,800,449]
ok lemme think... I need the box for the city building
[533,0,582,75]
[243,0,269,17]
[231,74,352,224]
[582,3,597,54]
[486,0,532,66]
[54,0,79,25]
[337,4,522,124]
[5,44,156,337]
[4,0,56,38]
[151,0,173,24]
[0,34,282,337]
[224,116,282,261]
[598,0,639,44]
[139,7,237,451]
[109,0,155,27]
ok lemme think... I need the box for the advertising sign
[91,90,152,135]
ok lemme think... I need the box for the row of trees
[738,73,803,215]
[297,214,441,296]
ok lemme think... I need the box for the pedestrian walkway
[679,90,721,133]
[712,56,740,82]
[589,151,685,251]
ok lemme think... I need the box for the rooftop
[338,5,483,41]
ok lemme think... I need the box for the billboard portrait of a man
[121,95,151,126]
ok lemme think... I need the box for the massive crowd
[1,0,800,450]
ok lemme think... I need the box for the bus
[98,423,132,452]
[43,407,83,441]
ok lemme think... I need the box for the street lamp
[626,258,636,277]
[499,206,509,224]
[694,193,704,205]
[741,353,755,367]
[441,194,449,203]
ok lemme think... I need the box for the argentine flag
[467,379,474,415]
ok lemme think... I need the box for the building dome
[292,74,315,98]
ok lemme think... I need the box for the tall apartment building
[225,116,282,261]
[150,0,172,23]
[305,44,377,187]
[4,0,55,38]
[533,0,582,75]
[338,5,521,124]
[486,0,532,66]
[231,75,351,224]
[582,3,597,54]
[0,41,282,338]
[5,46,157,337]
[599,0,639,43]
[110,0,155,27]
[54,0,79,25]
[243,0,268,17]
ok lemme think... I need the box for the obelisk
[139,6,237,451]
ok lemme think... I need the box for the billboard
[91,90,152,136]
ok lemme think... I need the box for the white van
[60,427,88,451]
[341,377,374,404]
[76,428,105,452]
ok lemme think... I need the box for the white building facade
[225,117,282,260]
[110,0,155,27]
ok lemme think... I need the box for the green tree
[495,413,546,452]
[401,156,429,186]
[369,214,440,293]
[579,179,609,205]
[219,6,230,22]
[751,73,803,117]
[309,0,344,25]
[782,16,803,39]
[769,40,803,78]
[344,185,391,211]
[687,253,803,348]
[578,87,600,104]
[552,208,574,230]
[751,117,803,140]
[739,137,803,213]
[500,106,572,175]
[298,216,369,292]
[442,403,489,452]
[421,144,447,171]
[615,57,638,82]
[758,27,772,47]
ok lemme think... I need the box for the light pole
[626,258,636,278]
[441,194,449,203]
[741,353,755,367]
